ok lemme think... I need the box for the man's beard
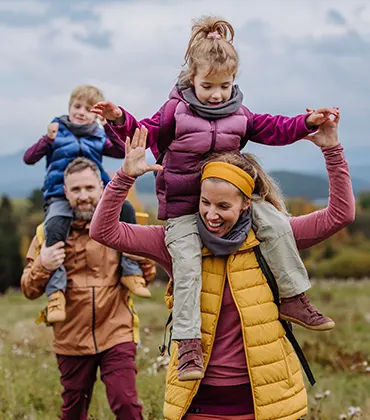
[73,204,97,221]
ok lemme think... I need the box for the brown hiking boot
[280,293,335,331]
[177,338,204,381]
[120,275,152,298]
[47,291,66,323]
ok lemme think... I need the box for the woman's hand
[123,126,163,177]
[304,109,340,148]
[91,101,124,124]
[305,107,338,129]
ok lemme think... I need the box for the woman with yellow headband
[90,113,354,420]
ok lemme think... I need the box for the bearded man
[21,157,155,420]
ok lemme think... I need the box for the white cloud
[0,0,47,14]
[0,0,369,172]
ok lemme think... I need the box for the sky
[0,0,369,171]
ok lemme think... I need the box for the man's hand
[47,122,59,140]
[91,101,123,124]
[40,241,66,271]
[305,107,339,129]
[140,258,156,283]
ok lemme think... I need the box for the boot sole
[131,293,152,298]
[280,314,335,331]
[178,370,204,382]
[47,316,66,323]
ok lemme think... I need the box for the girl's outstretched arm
[92,101,161,159]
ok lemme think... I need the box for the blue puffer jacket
[43,118,111,200]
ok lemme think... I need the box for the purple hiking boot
[177,338,204,381]
[280,293,335,331]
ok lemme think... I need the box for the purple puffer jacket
[105,87,313,220]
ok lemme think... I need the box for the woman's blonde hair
[201,152,288,214]
[68,84,104,109]
[178,16,239,88]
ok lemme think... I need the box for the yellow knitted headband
[201,162,255,198]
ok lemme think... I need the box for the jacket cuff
[42,135,55,145]
[106,106,126,127]
[303,113,318,133]
[322,143,344,166]
[32,255,53,283]
[116,168,137,184]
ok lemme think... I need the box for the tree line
[1,189,370,294]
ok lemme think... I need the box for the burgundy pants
[57,342,142,420]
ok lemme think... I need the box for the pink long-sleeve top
[90,143,355,387]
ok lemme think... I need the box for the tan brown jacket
[21,221,153,356]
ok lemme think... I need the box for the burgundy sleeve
[290,144,355,250]
[90,169,172,275]
[249,113,315,146]
[24,136,54,164]
[104,107,162,160]
[102,133,126,158]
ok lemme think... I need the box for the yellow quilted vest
[164,230,307,420]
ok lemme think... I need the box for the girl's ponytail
[179,16,239,88]
[184,16,235,64]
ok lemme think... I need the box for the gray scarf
[181,85,243,119]
[59,115,99,138]
[196,209,252,256]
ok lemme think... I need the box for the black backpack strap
[240,105,254,150]
[159,312,173,356]
[254,245,316,386]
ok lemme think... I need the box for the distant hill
[270,170,370,200]
[0,150,369,200]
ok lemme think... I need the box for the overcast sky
[1,0,369,171]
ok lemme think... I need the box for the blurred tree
[28,188,44,213]
[358,191,370,211]
[0,196,23,293]
[286,197,316,216]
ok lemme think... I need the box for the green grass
[0,281,369,419]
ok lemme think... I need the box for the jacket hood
[168,85,187,103]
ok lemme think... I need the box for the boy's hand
[305,107,339,129]
[47,122,59,139]
[91,101,123,124]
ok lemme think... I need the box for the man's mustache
[76,200,92,206]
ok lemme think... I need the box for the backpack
[156,98,255,163]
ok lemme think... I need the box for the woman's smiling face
[199,178,250,237]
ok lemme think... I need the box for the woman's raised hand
[304,109,340,148]
[91,101,123,123]
[123,126,163,178]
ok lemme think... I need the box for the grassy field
[0,281,369,419]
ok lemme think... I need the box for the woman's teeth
[208,222,222,227]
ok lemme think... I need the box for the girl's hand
[306,107,339,129]
[123,126,163,177]
[304,111,340,148]
[91,101,123,123]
